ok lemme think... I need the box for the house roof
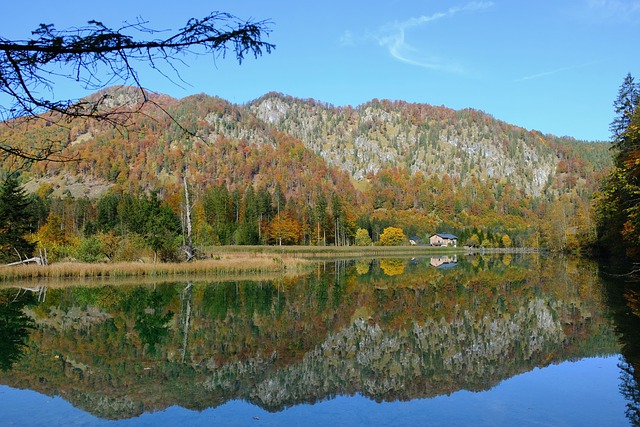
[431,233,458,240]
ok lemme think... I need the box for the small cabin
[429,233,458,247]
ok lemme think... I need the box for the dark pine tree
[239,185,259,245]
[596,74,640,256]
[0,177,36,262]
[611,73,640,151]
[0,290,36,371]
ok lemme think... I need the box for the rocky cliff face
[249,93,608,196]
[6,88,609,205]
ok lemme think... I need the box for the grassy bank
[0,245,472,282]
[205,245,464,259]
[0,253,310,282]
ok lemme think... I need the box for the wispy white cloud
[515,61,599,82]
[339,30,357,47]
[342,1,494,73]
[585,0,640,20]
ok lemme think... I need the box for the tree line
[595,72,640,257]
[0,167,599,264]
[0,178,368,263]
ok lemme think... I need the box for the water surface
[0,254,638,425]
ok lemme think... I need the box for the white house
[429,233,458,247]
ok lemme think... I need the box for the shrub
[355,228,372,246]
[75,236,104,263]
[379,227,405,246]
[114,233,146,262]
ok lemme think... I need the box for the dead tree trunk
[183,176,195,261]
[6,257,43,266]
[180,283,193,363]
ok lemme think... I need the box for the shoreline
[0,246,536,282]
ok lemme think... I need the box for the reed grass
[0,253,310,282]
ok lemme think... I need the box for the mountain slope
[0,86,613,249]
[8,87,610,201]
[17,89,362,207]
[248,92,610,197]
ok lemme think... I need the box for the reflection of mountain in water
[0,256,620,419]
[239,297,564,410]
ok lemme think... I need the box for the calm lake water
[0,254,638,426]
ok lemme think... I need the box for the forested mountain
[249,92,610,196]
[0,86,612,256]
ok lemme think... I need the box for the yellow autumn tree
[379,227,405,246]
[37,213,68,246]
[36,212,73,261]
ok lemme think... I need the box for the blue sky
[3,0,639,141]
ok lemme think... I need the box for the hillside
[0,86,613,252]
[22,91,357,200]
[249,92,611,197]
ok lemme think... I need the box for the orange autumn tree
[268,213,301,245]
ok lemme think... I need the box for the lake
[0,254,638,426]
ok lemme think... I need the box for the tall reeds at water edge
[0,254,310,281]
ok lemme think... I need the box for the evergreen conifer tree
[0,177,36,262]
[595,73,640,255]
[611,73,640,151]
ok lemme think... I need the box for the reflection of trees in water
[620,286,640,425]
[0,289,36,371]
[380,258,405,276]
[618,360,640,425]
[179,283,192,363]
[600,265,640,426]
[0,257,621,418]
[134,288,175,357]
[355,259,372,275]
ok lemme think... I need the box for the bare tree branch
[0,12,275,163]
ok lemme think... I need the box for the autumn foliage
[379,227,406,246]
[0,87,613,261]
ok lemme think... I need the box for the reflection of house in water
[430,255,458,268]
